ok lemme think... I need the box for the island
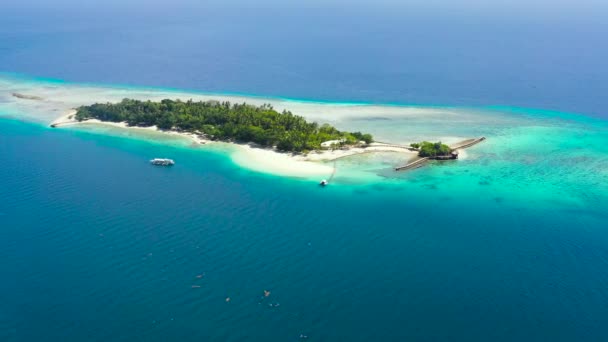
[49,97,484,177]
[410,141,456,159]
[74,99,374,153]
[12,92,44,101]
[394,138,485,171]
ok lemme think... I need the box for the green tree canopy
[75,99,374,153]
[417,141,452,157]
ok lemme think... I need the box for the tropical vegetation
[411,141,452,157]
[75,99,373,152]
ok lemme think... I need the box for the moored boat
[150,158,175,166]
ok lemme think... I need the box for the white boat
[150,158,175,166]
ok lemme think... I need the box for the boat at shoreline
[150,158,175,166]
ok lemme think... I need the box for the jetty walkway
[394,137,486,171]
[449,137,486,150]
[372,142,417,151]
[395,157,429,171]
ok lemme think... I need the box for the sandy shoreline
[1,75,487,180]
[49,109,417,179]
[51,111,211,145]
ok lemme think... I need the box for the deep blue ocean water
[1,3,607,117]
[1,2,608,341]
[1,118,607,341]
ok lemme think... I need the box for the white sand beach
[0,75,491,179]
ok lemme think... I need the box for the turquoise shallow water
[1,87,608,340]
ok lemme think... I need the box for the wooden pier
[449,137,486,150]
[394,137,486,171]
[394,157,429,171]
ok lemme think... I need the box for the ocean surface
[1,3,607,118]
[2,2,608,341]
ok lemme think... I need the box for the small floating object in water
[196,274,204,279]
[150,158,175,166]
[225,297,231,302]
[264,290,271,297]
[300,334,308,339]
[191,285,201,288]
[319,179,328,186]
